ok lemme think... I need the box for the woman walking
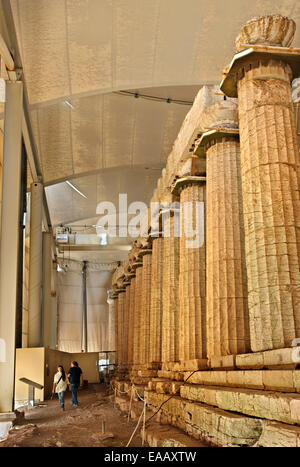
[52,365,68,411]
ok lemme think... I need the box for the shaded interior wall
[57,261,112,353]
[15,347,45,404]
[15,348,100,404]
[72,352,99,384]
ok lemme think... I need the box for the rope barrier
[142,398,147,446]
[111,384,131,395]
[128,385,134,422]
[126,402,145,447]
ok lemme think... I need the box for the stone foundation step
[146,390,263,447]
[142,422,210,448]
[148,379,182,395]
[183,369,300,393]
[114,393,211,447]
[255,421,300,447]
[180,384,300,425]
[157,370,184,381]
[152,369,300,394]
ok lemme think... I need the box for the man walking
[67,361,83,407]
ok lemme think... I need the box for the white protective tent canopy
[57,260,116,353]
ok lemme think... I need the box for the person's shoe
[61,407,65,411]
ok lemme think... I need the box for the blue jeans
[57,391,65,409]
[70,383,79,406]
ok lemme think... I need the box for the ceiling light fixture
[65,180,88,199]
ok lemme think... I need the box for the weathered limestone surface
[117,292,126,366]
[235,15,296,52]
[157,370,184,381]
[124,285,131,365]
[180,384,300,425]
[179,183,206,361]
[146,391,262,446]
[148,380,182,395]
[256,421,300,447]
[237,57,300,351]
[236,347,300,369]
[133,266,142,365]
[140,254,152,364]
[210,354,235,370]
[114,297,119,364]
[143,422,208,447]
[162,216,180,363]
[128,278,136,365]
[206,138,250,357]
[183,369,300,393]
[149,237,164,363]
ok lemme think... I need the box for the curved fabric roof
[9,0,300,233]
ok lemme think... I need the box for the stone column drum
[178,181,206,362]
[202,131,250,356]
[114,296,119,364]
[222,15,300,351]
[128,277,136,365]
[140,252,152,365]
[124,284,131,366]
[162,215,180,363]
[149,236,164,363]
[133,265,143,365]
[117,291,126,366]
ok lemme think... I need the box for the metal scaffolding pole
[82,261,88,353]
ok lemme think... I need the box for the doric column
[128,276,136,365]
[0,81,23,413]
[149,235,164,364]
[28,181,43,347]
[197,122,250,357]
[140,252,152,365]
[174,178,206,362]
[133,265,143,365]
[123,284,130,367]
[117,291,126,366]
[221,15,300,351]
[114,295,119,364]
[108,295,117,355]
[162,215,180,363]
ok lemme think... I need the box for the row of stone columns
[113,15,300,371]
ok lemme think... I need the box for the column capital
[221,15,299,98]
[195,128,239,158]
[131,260,143,269]
[235,15,296,52]
[149,230,163,239]
[170,176,206,197]
[139,249,152,257]
[221,45,300,98]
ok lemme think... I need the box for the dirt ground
[0,384,142,447]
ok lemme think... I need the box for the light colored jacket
[54,372,68,393]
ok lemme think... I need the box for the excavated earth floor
[0,384,143,447]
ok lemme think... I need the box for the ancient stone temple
[111,14,300,447]
[2,2,300,450]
